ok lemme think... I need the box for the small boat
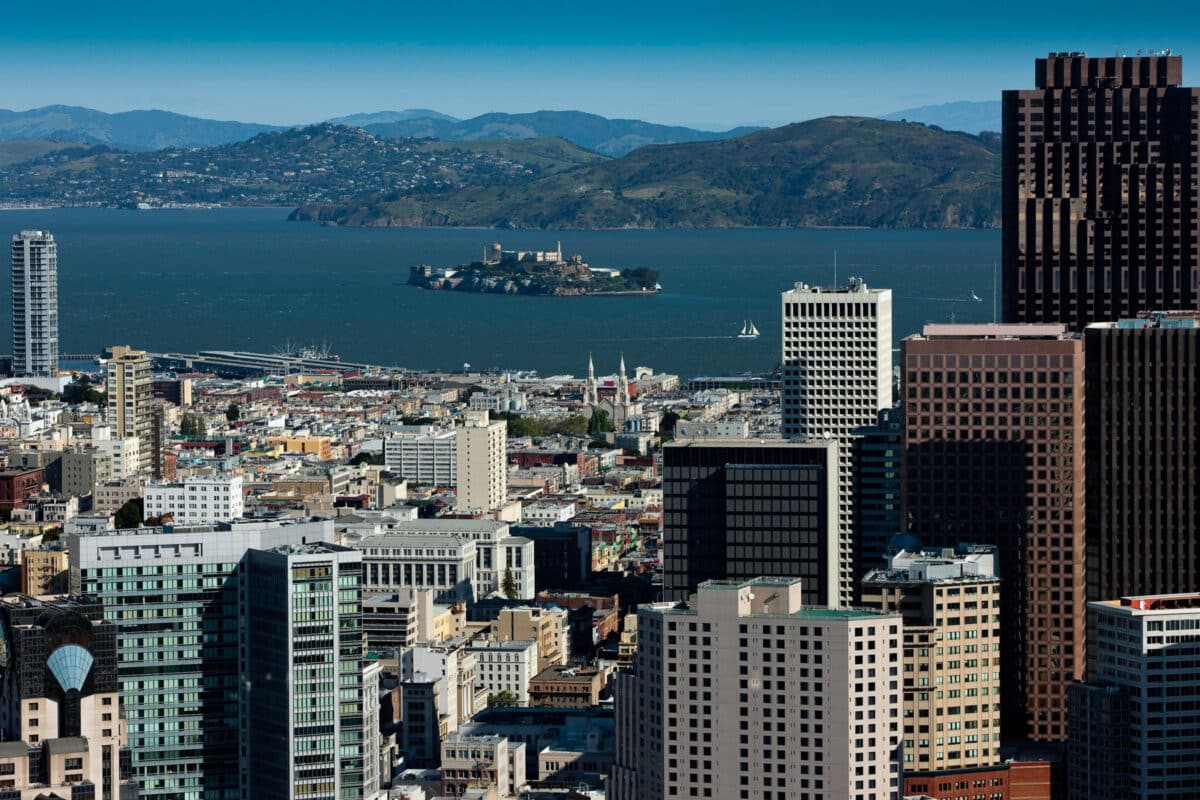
[970,290,983,302]
[738,320,761,339]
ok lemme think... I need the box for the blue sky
[4,0,1198,128]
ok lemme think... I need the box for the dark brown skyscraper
[1084,312,1200,601]
[901,324,1086,742]
[1002,52,1200,328]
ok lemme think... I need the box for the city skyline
[2,1,1199,128]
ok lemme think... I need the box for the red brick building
[0,468,43,510]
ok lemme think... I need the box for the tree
[660,410,681,442]
[114,498,144,530]
[180,413,206,438]
[63,374,105,405]
[349,451,385,466]
[225,403,240,422]
[588,409,614,434]
[502,568,518,599]
[546,415,588,436]
[486,690,520,708]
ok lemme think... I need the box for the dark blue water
[0,208,999,377]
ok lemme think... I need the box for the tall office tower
[661,439,838,607]
[1067,593,1200,800]
[1085,312,1200,601]
[851,407,903,594]
[781,279,893,604]
[0,594,137,800]
[68,519,332,800]
[610,578,903,800]
[901,323,1085,742]
[241,543,365,800]
[11,230,58,377]
[106,346,153,475]
[861,546,1003,784]
[1002,52,1200,328]
[456,410,507,513]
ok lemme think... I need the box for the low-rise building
[493,607,569,672]
[360,534,478,604]
[528,664,605,709]
[143,474,244,524]
[440,733,526,799]
[20,546,68,595]
[468,638,539,706]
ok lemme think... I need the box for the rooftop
[914,323,1070,340]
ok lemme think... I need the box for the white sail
[740,320,749,335]
[748,320,760,336]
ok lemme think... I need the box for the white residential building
[11,230,58,378]
[359,533,478,604]
[384,426,457,486]
[402,638,483,734]
[467,638,539,706]
[780,278,893,605]
[96,436,141,481]
[611,577,903,800]
[520,501,577,528]
[456,410,507,513]
[143,474,244,524]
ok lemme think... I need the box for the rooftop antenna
[833,250,838,288]
[992,260,998,323]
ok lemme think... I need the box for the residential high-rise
[901,323,1085,742]
[610,577,903,800]
[11,230,58,377]
[68,519,331,800]
[241,543,365,800]
[860,546,1002,782]
[1084,312,1200,601]
[0,593,138,800]
[384,426,457,486]
[662,439,839,606]
[1002,52,1200,328]
[1067,593,1200,800]
[781,278,893,604]
[106,345,153,475]
[456,410,507,513]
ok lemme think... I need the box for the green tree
[180,413,206,438]
[225,403,240,422]
[588,409,614,434]
[63,374,105,405]
[502,568,518,599]
[546,415,588,436]
[486,690,520,708]
[349,451,385,466]
[114,498,144,530]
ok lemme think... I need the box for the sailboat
[738,319,761,339]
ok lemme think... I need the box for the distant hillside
[0,105,285,151]
[327,109,459,126]
[0,139,81,167]
[362,110,760,156]
[292,117,1001,230]
[0,124,604,207]
[881,101,1001,135]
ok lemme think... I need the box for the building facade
[455,410,507,513]
[611,578,902,800]
[143,474,245,525]
[662,439,838,607]
[106,346,153,475]
[851,407,903,592]
[1002,52,1200,328]
[901,323,1086,742]
[383,426,457,487]
[467,638,538,706]
[11,230,58,378]
[359,534,478,604]
[1084,313,1200,601]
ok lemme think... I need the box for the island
[408,242,660,296]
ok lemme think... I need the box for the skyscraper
[901,323,1085,742]
[661,439,839,607]
[11,230,58,378]
[1084,312,1200,602]
[610,578,903,800]
[456,409,507,513]
[1002,52,1200,328]
[781,278,893,604]
[106,345,153,475]
[851,407,903,594]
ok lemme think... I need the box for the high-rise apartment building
[11,230,58,378]
[106,346,153,475]
[1002,52,1200,328]
[384,426,457,486]
[456,410,507,513]
[0,593,138,800]
[662,439,839,606]
[781,279,893,604]
[68,519,332,800]
[241,543,365,800]
[610,577,903,800]
[901,323,1085,742]
[1067,593,1200,800]
[860,546,1002,778]
[1085,312,1200,601]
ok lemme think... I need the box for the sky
[4,0,1199,128]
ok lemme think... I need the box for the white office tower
[781,279,893,604]
[611,577,903,800]
[11,230,58,377]
[1067,594,1200,800]
[456,410,507,513]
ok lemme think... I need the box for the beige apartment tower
[106,345,153,475]
[456,409,507,513]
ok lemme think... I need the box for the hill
[880,101,1001,135]
[0,124,604,207]
[0,105,285,151]
[292,117,1001,230]
[327,109,459,126]
[0,140,81,167]
[362,110,759,156]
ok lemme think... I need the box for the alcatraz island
[408,242,661,296]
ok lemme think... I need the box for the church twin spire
[584,354,629,409]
